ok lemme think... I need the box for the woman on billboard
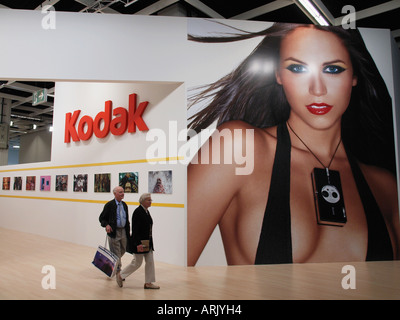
[187,22,400,266]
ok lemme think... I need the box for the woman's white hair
[139,193,151,204]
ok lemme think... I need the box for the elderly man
[99,186,130,274]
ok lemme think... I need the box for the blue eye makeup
[323,65,346,74]
[286,64,308,73]
[285,64,347,74]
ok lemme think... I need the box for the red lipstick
[306,103,333,115]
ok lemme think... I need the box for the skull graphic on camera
[321,185,340,204]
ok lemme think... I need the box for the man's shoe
[144,283,160,289]
[116,272,123,287]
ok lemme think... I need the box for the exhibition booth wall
[0,10,192,266]
[0,80,187,266]
[0,9,400,267]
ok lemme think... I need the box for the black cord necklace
[287,122,347,227]
[287,121,341,176]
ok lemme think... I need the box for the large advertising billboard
[187,20,400,266]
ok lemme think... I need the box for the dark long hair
[188,22,396,173]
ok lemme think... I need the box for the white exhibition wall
[0,9,399,267]
[0,9,193,266]
[0,80,187,266]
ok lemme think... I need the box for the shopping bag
[92,237,119,277]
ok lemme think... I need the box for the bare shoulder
[217,120,277,160]
[189,120,277,183]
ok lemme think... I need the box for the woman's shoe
[116,272,123,287]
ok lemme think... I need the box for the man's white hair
[113,186,123,194]
[139,193,151,204]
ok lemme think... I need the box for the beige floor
[1,227,399,300]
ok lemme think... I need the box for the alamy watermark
[146,121,255,176]
[40,4,357,30]
[41,265,56,289]
[341,265,356,289]
[341,5,356,29]
[40,263,355,292]
[41,5,56,30]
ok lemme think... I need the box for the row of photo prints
[1,170,172,194]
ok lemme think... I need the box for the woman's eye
[286,64,308,73]
[323,65,346,74]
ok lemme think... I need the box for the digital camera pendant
[287,122,346,227]
[312,168,347,226]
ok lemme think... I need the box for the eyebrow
[283,57,306,64]
[323,59,347,66]
[283,57,347,66]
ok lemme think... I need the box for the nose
[309,73,327,97]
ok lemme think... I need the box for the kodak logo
[64,93,149,143]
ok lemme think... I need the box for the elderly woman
[117,193,160,289]
[188,22,400,266]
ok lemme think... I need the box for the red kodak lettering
[64,93,149,143]
[110,107,128,136]
[64,110,81,143]
[77,115,93,141]
[128,93,149,133]
[93,100,112,138]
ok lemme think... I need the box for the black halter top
[255,122,394,264]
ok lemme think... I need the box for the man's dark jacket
[99,199,130,239]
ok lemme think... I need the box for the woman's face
[276,27,357,130]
